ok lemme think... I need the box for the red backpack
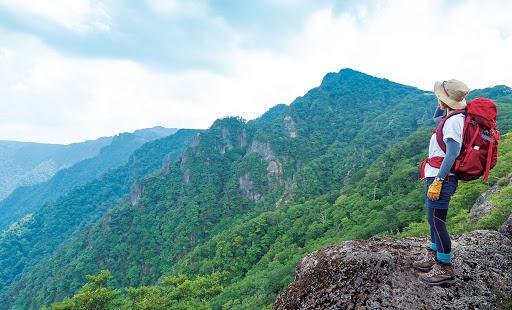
[420,98,499,182]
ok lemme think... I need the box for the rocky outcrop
[274,180,298,208]
[162,154,173,174]
[274,228,512,309]
[470,183,502,221]
[179,152,191,185]
[130,181,144,206]
[470,176,512,222]
[283,115,298,138]
[219,127,234,155]
[238,128,248,148]
[239,172,262,201]
[245,140,283,191]
[500,214,512,237]
[247,140,276,161]
[191,133,201,149]
[267,160,283,190]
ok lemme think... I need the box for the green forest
[1,69,511,309]
[0,128,177,231]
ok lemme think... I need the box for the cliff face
[274,218,512,310]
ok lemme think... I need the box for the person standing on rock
[413,79,470,286]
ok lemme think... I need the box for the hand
[427,180,443,201]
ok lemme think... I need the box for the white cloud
[0,0,111,32]
[145,0,208,18]
[1,0,511,144]
[146,0,178,14]
[275,0,512,91]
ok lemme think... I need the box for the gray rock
[130,181,144,206]
[499,214,512,238]
[267,160,283,190]
[283,115,298,138]
[470,184,501,221]
[247,140,276,161]
[239,171,261,201]
[219,127,234,154]
[274,231,512,309]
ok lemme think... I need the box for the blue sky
[0,0,511,143]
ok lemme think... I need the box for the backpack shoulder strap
[435,110,466,153]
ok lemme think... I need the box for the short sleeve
[443,115,464,145]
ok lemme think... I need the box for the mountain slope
[0,137,113,200]
[40,127,512,310]
[1,69,442,309]
[0,127,178,231]
[0,129,199,308]
[39,86,512,310]
[199,100,512,309]
[6,71,512,310]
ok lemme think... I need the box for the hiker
[413,79,470,286]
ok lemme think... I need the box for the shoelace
[425,263,444,277]
[418,251,434,263]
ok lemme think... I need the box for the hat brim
[434,81,467,109]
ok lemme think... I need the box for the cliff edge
[274,215,512,310]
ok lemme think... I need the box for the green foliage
[466,85,512,102]
[42,271,119,310]
[43,271,223,310]
[0,130,199,308]
[0,129,176,232]
[0,136,114,201]
[4,71,512,310]
[4,69,436,309]
[475,185,512,230]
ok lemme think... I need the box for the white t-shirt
[424,113,465,178]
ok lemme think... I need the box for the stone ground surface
[274,219,512,310]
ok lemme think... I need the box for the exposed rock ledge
[274,221,512,309]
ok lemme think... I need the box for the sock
[430,243,437,251]
[436,252,452,265]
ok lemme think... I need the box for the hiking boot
[419,263,456,286]
[412,249,436,272]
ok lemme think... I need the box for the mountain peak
[338,67,367,76]
[467,84,512,101]
[321,68,369,84]
[318,67,422,99]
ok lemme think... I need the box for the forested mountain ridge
[3,69,512,309]
[44,93,512,310]
[38,131,512,310]
[0,129,200,308]
[0,127,178,231]
[2,68,439,309]
[0,136,113,201]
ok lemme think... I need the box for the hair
[438,99,452,111]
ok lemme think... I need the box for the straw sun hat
[434,79,470,110]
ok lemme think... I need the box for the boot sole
[421,277,456,286]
